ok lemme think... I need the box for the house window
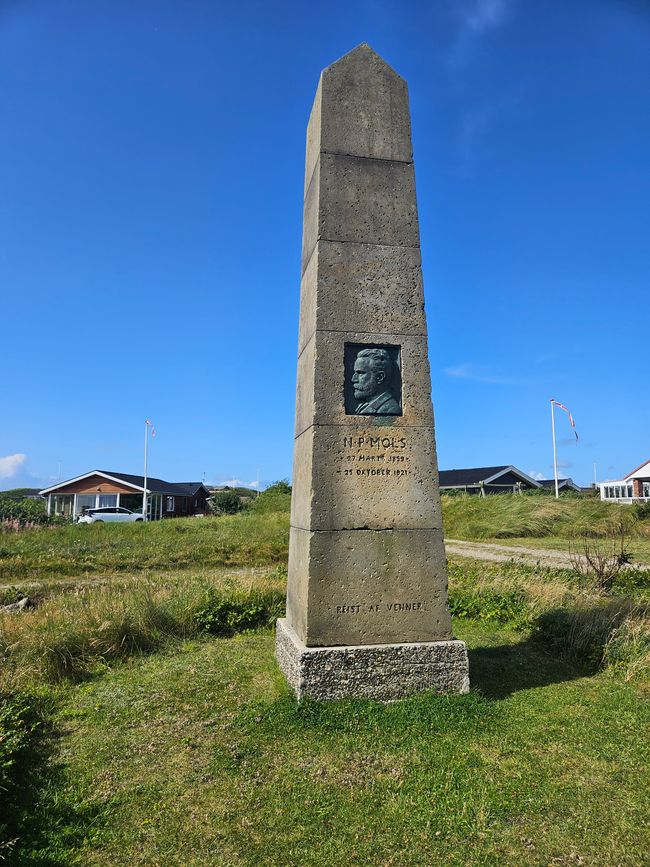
[644,482,650,498]
[98,494,118,508]
[166,496,175,512]
[51,494,74,517]
[77,494,96,513]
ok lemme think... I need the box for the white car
[77,507,144,524]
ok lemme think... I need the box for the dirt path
[445,538,649,571]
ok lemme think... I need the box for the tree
[210,491,243,515]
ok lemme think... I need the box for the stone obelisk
[276,44,469,701]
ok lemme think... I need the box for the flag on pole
[550,400,578,443]
[145,419,156,438]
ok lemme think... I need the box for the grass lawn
[2,497,648,865]
[9,621,649,867]
[0,512,289,584]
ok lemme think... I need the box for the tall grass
[441,493,649,540]
[449,558,650,685]
[0,572,286,685]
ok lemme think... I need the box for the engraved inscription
[344,344,402,416]
[332,601,426,615]
[335,434,413,480]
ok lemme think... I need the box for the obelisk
[276,44,469,701]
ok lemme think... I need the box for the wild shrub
[569,523,633,593]
[0,689,41,852]
[194,582,284,636]
[449,586,531,630]
[210,491,243,515]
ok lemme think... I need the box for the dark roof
[438,466,509,487]
[537,478,581,491]
[439,465,541,489]
[98,471,208,496]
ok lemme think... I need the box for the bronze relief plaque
[344,343,402,416]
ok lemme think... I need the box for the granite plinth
[276,618,470,702]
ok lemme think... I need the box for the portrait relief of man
[350,347,401,415]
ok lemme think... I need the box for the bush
[0,495,52,528]
[569,523,633,594]
[0,690,41,852]
[247,480,292,514]
[211,491,243,515]
[194,582,284,636]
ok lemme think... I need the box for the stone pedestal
[277,619,469,702]
[277,44,469,701]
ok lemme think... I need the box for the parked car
[77,507,143,524]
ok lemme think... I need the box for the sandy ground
[445,538,649,571]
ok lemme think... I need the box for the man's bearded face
[352,358,383,400]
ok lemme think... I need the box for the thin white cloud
[0,453,26,479]
[444,363,523,385]
[458,0,511,37]
[219,478,242,487]
[528,470,545,481]
[449,0,514,67]
[248,480,260,489]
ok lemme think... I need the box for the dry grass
[0,568,285,688]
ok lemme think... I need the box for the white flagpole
[142,421,149,521]
[550,400,559,499]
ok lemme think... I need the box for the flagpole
[550,400,559,499]
[142,421,149,521]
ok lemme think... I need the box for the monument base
[276,618,470,702]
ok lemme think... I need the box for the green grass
[4,625,649,866]
[3,494,648,587]
[0,512,289,581]
[1,500,649,864]
[441,492,650,541]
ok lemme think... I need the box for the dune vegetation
[1,488,649,864]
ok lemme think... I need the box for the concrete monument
[276,44,469,701]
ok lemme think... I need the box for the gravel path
[445,538,649,571]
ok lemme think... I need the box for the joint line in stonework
[319,150,414,167]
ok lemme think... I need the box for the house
[40,471,211,520]
[438,465,542,495]
[537,478,582,493]
[598,459,650,504]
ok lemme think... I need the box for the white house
[599,459,650,504]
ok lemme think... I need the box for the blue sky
[1,0,648,490]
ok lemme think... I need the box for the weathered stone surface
[276,619,470,701]
[280,44,469,700]
[286,527,451,646]
[298,241,426,356]
[303,44,412,197]
[290,425,443,531]
[303,153,419,268]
